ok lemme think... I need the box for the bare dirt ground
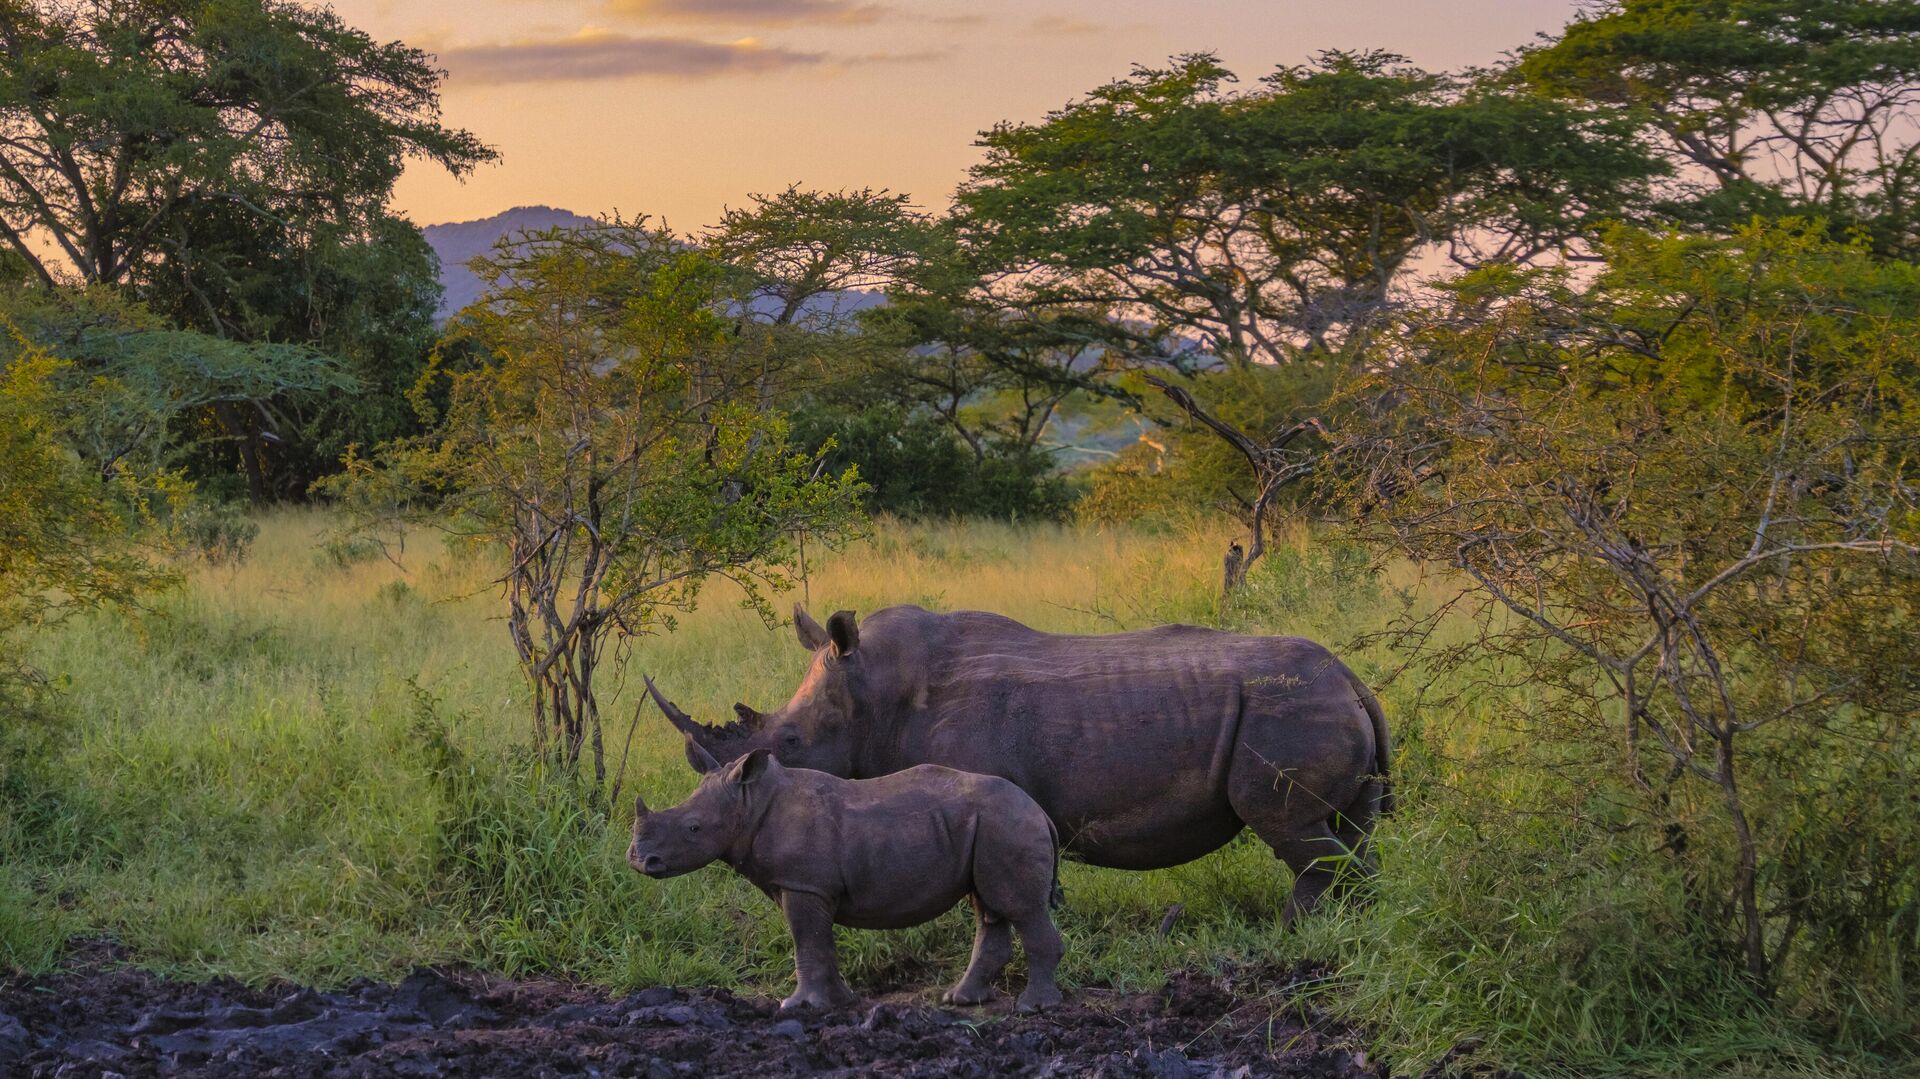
[0,945,1429,1078]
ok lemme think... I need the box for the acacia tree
[327,222,862,789]
[0,282,350,482]
[960,51,1660,587]
[853,234,1113,464]
[0,0,493,498]
[705,186,932,331]
[1516,0,1920,259]
[706,193,1091,518]
[1348,221,1920,995]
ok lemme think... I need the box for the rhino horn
[733,702,764,725]
[645,676,725,773]
[644,675,703,736]
[633,792,649,816]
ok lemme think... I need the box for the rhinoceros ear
[793,605,830,651]
[728,748,774,785]
[827,610,859,659]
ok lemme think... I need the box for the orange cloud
[440,30,827,83]
[1028,15,1104,35]
[605,0,887,25]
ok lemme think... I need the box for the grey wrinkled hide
[651,604,1390,920]
[628,752,1064,1012]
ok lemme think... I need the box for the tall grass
[1,510,1905,1076]
[3,512,1296,985]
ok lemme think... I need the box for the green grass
[5,511,1314,986]
[1,509,1907,1077]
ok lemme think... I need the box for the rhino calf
[628,749,1065,1012]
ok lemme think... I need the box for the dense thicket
[1351,221,1919,1044]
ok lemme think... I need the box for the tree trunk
[1715,732,1770,990]
[1222,541,1245,597]
[213,401,270,503]
[1142,376,1316,595]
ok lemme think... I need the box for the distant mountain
[420,204,889,324]
[421,205,599,320]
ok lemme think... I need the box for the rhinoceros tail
[1352,673,1393,817]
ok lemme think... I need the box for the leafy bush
[315,533,385,570]
[1077,363,1337,532]
[792,403,1074,521]
[1342,221,1920,1061]
[165,497,259,564]
[1,323,178,686]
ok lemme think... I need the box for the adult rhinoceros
[647,604,1389,918]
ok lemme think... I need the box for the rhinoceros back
[861,606,1379,870]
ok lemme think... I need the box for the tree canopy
[961,51,1661,370]
[0,0,491,287]
[1517,0,1920,257]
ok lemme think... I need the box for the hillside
[421,205,600,319]
[420,205,889,325]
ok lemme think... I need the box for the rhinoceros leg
[963,803,1067,1010]
[1271,784,1386,922]
[944,898,1012,1006]
[1267,824,1353,923]
[1227,720,1376,922]
[779,890,857,1012]
[1010,913,1064,1012]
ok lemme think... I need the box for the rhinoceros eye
[687,822,701,834]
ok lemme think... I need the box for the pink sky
[326,0,1588,229]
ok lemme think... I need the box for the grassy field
[0,510,1897,1076]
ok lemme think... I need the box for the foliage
[1077,362,1335,530]
[144,211,445,500]
[1347,221,1920,1032]
[0,322,178,685]
[708,205,1092,522]
[165,496,259,564]
[323,222,863,787]
[0,0,492,287]
[1516,0,1920,259]
[0,0,491,500]
[789,403,1074,521]
[959,51,1662,584]
[0,283,352,481]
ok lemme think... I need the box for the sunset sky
[328,0,1589,230]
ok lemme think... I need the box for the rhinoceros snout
[626,844,659,876]
[638,853,668,877]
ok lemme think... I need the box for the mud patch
[1,951,1397,1078]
